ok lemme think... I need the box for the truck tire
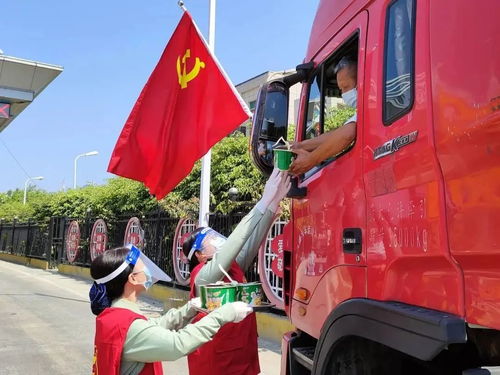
[325,338,395,375]
[325,337,435,375]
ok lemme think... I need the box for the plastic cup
[273,148,294,171]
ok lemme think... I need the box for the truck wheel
[324,337,436,375]
[325,338,395,375]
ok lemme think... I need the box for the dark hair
[333,56,358,78]
[89,247,133,315]
[182,227,206,271]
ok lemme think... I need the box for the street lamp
[73,151,98,189]
[23,176,44,204]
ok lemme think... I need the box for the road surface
[0,260,281,375]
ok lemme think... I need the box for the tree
[324,105,356,132]
[168,132,266,214]
[0,133,268,222]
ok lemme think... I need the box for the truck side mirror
[250,80,290,176]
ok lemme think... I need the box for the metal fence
[0,210,260,289]
[0,220,49,260]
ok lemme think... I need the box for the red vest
[187,262,260,375]
[93,307,163,375]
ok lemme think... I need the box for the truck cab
[251,0,500,373]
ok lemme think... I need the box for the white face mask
[142,267,153,289]
[342,87,357,108]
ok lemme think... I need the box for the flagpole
[198,0,216,228]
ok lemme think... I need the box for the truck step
[292,346,315,371]
[463,367,500,375]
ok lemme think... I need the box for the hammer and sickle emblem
[176,49,205,89]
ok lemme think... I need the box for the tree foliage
[166,132,266,215]
[324,105,356,132]
[0,108,357,224]
[0,179,158,223]
[0,133,267,223]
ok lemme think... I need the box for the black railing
[1,209,260,288]
[0,220,49,261]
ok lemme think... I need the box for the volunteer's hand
[187,297,201,310]
[228,301,253,323]
[269,172,292,213]
[289,148,317,176]
[255,168,281,213]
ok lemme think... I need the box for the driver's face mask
[342,87,357,108]
[187,228,227,261]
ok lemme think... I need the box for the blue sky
[0,0,319,193]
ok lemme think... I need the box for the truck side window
[305,75,322,140]
[323,62,356,134]
[301,42,359,178]
[305,65,356,143]
[383,0,415,124]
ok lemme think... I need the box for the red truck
[250,0,500,373]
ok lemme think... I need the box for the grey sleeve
[194,207,265,292]
[122,303,236,362]
[148,302,197,331]
[235,209,275,272]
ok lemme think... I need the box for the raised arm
[194,170,291,291]
[194,206,267,287]
[235,208,275,272]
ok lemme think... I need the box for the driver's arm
[309,121,356,162]
[289,122,356,175]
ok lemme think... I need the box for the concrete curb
[0,252,48,270]
[58,262,295,343]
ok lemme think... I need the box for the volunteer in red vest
[89,245,253,375]
[182,169,291,375]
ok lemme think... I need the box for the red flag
[108,12,251,199]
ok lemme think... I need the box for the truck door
[429,0,500,328]
[289,12,368,338]
[363,0,463,316]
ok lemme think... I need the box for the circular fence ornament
[258,217,289,310]
[65,220,81,263]
[90,219,108,261]
[123,217,144,249]
[172,218,197,286]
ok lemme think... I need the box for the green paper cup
[273,148,294,171]
[203,283,237,311]
[237,282,263,305]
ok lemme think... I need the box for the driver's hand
[289,149,317,175]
